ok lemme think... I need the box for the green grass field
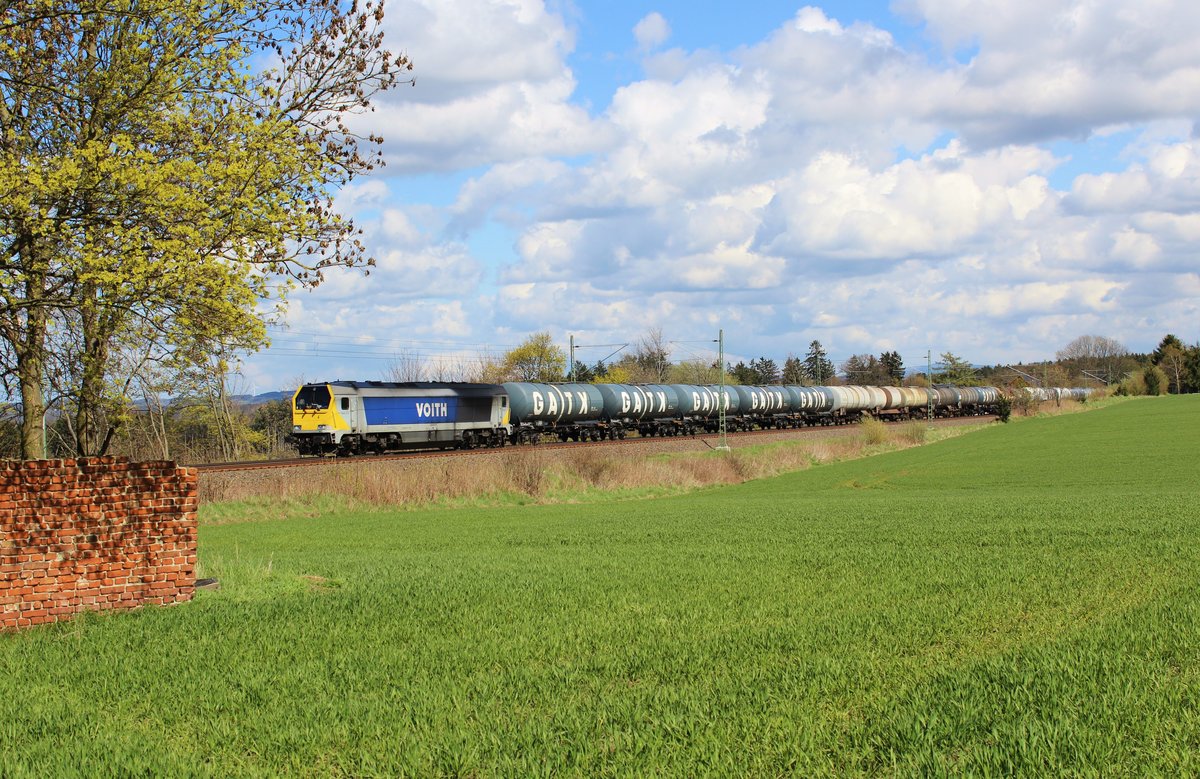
[3,397,1198,776]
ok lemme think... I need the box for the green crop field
[3,397,1198,776]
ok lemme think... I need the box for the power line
[265,326,522,352]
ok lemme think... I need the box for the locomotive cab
[292,383,352,456]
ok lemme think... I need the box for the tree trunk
[18,351,46,460]
[74,282,116,457]
[15,234,48,460]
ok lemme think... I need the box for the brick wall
[0,456,198,631]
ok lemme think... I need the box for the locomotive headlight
[318,424,330,431]
[293,425,301,433]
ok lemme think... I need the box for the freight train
[290,380,1077,457]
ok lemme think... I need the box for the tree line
[2,329,1195,462]
[484,330,1200,394]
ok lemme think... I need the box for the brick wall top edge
[0,457,186,471]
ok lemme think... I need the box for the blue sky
[239,0,1200,391]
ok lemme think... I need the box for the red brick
[2,458,196,630]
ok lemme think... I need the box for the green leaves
[1,0,412,455]
[502,331,568,382]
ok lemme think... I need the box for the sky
[243,0,1200,392]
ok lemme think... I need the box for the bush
[1007,389,1038,416]
[995,395,1012,423]
[860,416,888,445]
[1116,372,1147,396]
[1144,365,1169,396]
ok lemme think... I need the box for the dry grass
[860,417,889,445]
[198,421,990,521]
[897,420,928,445]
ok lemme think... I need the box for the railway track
[192,415,996,473]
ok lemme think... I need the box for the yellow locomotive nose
[292,384,351,432]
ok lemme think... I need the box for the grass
[2,395,1197,775]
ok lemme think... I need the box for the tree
[250,399,295,457]
[669,359,719,385]
[935,353,975,386]
[1156,344,1187,394]
[880,351,904,385]
[631,327,672,383]
[568,360,594,383]
[1143,364,1169,396]
[729,362,756,385]
[0,1,411,458]
[841,354,867,384]
[1152,335,1187,393]
[591,361,633,384]
[1056,335,1129,385]
[502,332,566,382]
[467,352,507,384]
[841,354,889,385]
[749,357,781,385]
[1151,334,1186,364]
[1186,344,1200,395]
[782,355,806,385]
[803,340,835,384]
[387,350,427,383]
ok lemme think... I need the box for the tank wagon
[291,378,1088,457]
[1019,386,1095,403]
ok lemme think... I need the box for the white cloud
[361,0,611,173]
[634,12,670,52]
[759,143,1058,264]
[895,0,1200,146]
[249,1,1200,386]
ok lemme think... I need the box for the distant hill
[231,391,291,406]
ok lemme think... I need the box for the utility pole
[926,350,934,421]
[717,329,730,452]
[565,338,628,382]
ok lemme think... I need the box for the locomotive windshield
[295,384,332,410]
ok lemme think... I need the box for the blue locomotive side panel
[363,396,459,425]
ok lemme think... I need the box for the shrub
[860,416,888,445]
[1007,389,1038,416]
[509,450,547,496]
[995,394,1012,423]
[1116,372,1147,396]
[1143,365,1169,396]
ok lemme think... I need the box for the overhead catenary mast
[716,328,730,452]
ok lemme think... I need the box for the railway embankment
[197,415,1008,521]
